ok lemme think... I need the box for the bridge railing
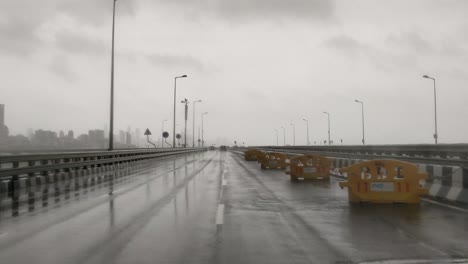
[0,148,206,182]
[256,144,468,165]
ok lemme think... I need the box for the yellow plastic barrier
[287,155,333,181]
[244,149,263,161]
[338,160,428,204]
[258,152,288,170]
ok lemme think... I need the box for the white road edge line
[421,198,468,213]
[216,204,225,225]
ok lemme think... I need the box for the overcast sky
[1,0,468,146]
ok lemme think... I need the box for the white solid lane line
[421,198,468,213]
[216,204,224,225]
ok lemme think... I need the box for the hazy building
[89,129,106,148]
[0,104,9,146]
[67,130,74,139]
[33,130,58,148]
[126,131,132,145]
[135,128,141,147]
[119,130,126,144]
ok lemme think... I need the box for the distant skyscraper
[135,128,141,147]
[0,104,9,144]
[104,125,108,139]
[67,130,74,139]
[126,131,132,145]
[119,130,126,144]
[0,104,4,127]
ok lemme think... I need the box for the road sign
[162,132,169,138]
[144,128,152,136]
[176,134,181,139]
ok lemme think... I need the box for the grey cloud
[57,0,136,26]
[55,31,106,56]
[325,34,418,71]
[0,0,134,56]
[147,54,204,71]
[0,20,40,56]
[48,55,76,82]
[156,0,334,21]
[326,35,366,56]
[386,31,432,52]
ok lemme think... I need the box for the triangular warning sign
[144,128,152,136]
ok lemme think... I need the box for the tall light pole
[281,126,286,146]
[290,123,296,146]
[161,119,167,148]
[201,112,208,147]
[274,129,278,146]
[173,74,187,148]
[192,100,202,148]
[181,98,189,148]
[423,75,438,144]
[302,118,309,145]
[354,100,365,145]
[323,112,330,145]
[108,0,117,151]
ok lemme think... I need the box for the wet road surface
[0,151,467,264]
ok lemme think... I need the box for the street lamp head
[195,100,202,103]
[354,99,359,102]
[181,75,187,78]
[302,118,307,121]
[422,75,430,78]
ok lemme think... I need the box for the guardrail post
[9,161,20,197]
[27,161,35,187]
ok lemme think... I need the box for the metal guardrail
[235,145,468,167]
[256,144,468,158]
[0,148,206,181]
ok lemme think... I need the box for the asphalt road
[0,150,467,264]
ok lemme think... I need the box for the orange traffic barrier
[258,152,288,170]
[287,155,333,181]
[244,149,263,161]
[338,160,428,204]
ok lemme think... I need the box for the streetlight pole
[108,0,117,151]
[323,112,330,145]
[423,75,438,144]
[281,126,286,146]
[302,118,309,145]
[161,119,167,148]
[354,100,365,145]
[181,98,189,148]
[274,129,278,146]
[290,123,296,146]
[201,112,208,148]
[192,100,202,148]
[173,74,187,148]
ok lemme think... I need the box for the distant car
[209,146,215,150]
[220,145,228,151]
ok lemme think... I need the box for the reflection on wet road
[0,151,467,264]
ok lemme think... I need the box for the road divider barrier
[244,149,263,161]
[338,159,428,204]
[287,155,333,181]
[258,152,288,170]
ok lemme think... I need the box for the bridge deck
[0,151,467,264]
